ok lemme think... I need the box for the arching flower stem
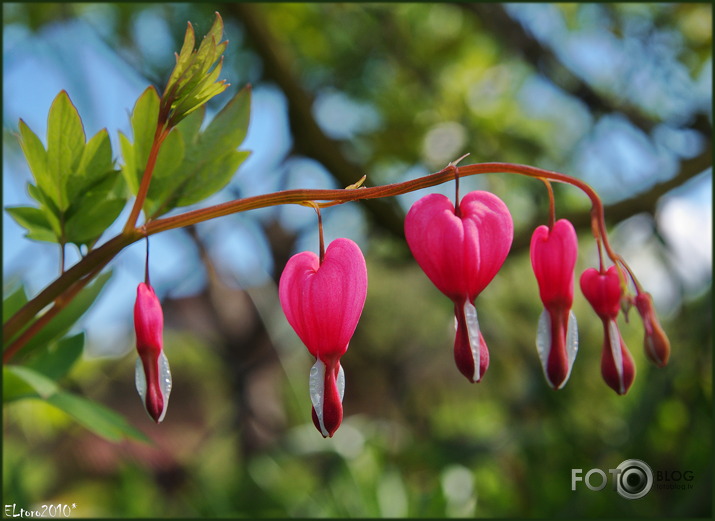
[3,160,635,361]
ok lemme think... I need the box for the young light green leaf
[162,12,229,126]
[26,332,85,382]
[6,206,58,243]
[46,91,86,211]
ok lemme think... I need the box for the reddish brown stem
[123,124,170,234]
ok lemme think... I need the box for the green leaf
[69,128,115,201]
[26,332,85,382]
[163,13,229,126]
[3,366,40,402]
[144,127,186,217]
[11,270,112,354]
[199,86,252,157]
[120,87,161,195]
[4,365,149,443]
[119,131,138,194]
[47,392,150,443]
[18,119,49,192]
[3,285,28,319]
[46,91,86,211]
[175,150,250,208]
[4,365,58,399]
[175,104,205,146]
[65,197,126,245]
[27,184,64,238]
[5,206,58,243]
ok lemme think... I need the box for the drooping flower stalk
[405,190,513,382]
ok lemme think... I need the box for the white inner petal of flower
[535,310,579,389]
[157,351,172,423]
[566,310,579,370]
[135,357,146,403]
[309,359,345,437]
[309,359,329,437]
[134,352,172,423]
[608,319,625,393]
[463,300,481,382]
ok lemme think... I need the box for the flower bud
[134,282,172,423]
[635,292,670,367]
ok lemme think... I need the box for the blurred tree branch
[226,3,407,239]
[458,3,713,136]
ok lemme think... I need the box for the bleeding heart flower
[405,191,513,382]
[279,238,367,437]
[635,292,670,367]
[580,266,635,395]
[134,282,172,423]
[530,219,579,389]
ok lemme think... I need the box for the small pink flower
[134,282,172,423]
[580,266,635,395]
[635,292,670,367]
[279,238,367,437]
[405,191,513,382]
[530,219,579,389]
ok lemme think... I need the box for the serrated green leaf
[164,22,196,97]
[9,271,112,355]
[26,332,85,382]
[3,285,28,321]
[5,206,58,243]
[47,392,150,443]
[18,119,49,192]
[46,91,86,211]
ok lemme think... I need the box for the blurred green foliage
[3,2,712,518]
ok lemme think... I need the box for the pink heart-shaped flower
[405,191,513,302]
[405,191,513,382]
[279,238,367,437]
[279,238,367,362]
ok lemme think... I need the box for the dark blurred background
[3,3,712,517]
